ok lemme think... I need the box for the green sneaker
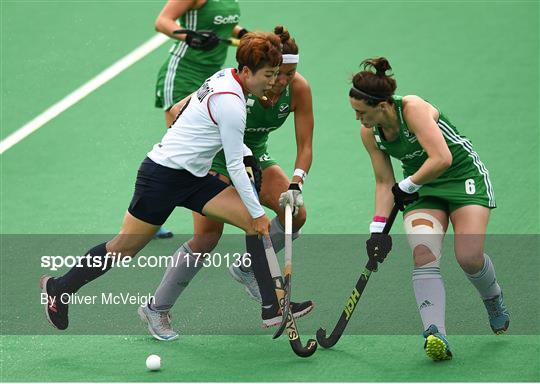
[483,293,510,334]
[423,324,453,361]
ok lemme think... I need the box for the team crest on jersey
[277,103,289,118]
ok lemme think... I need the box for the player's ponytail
[274,25,299,55]
[349,56,397,106]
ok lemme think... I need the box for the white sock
[413,267,446,335]
[152,243,202,311]
[465,254,501,300]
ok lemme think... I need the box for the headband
[282,54,299,64]
[350,85,388,102]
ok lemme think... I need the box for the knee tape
[404,213,444,268]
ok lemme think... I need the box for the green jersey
[244,84,293,152]
[171,0,240,68]
[373,95,495,209]
[211,84,293,175]
[155,0,240,109]
[374,96,483,181]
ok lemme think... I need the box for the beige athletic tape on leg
[404,213,444,269]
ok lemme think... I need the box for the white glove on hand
[279,183,303,216]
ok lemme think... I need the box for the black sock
[239,254,251,273]
[55,242,113,294]
[245,235,278,308]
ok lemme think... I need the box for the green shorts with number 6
[404,172,496,214]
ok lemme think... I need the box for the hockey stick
[173,29,240,46]
[262,235,317,358]
[272,203,293,339]
[316,204,399,348]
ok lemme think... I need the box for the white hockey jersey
[148,68,264,218]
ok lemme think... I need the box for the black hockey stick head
[316,327,339,349]
[290,337,318,358]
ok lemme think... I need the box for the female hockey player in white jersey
[40,32,294,332]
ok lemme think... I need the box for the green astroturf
[1,0,539,382]
[1,335,539,382]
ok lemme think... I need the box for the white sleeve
[209,94,265,219]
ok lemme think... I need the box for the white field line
[0,33,169,155]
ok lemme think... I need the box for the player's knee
[189,233,222,254]
[412,245,436,267]
[106,236,148,259]
[404,213,444,268]
[455,251,485,274]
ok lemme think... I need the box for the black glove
[185,30,220,51]
[243,155,262,193]
[237,28,249,39]
[366,233,392,264]
[391,183,419,211]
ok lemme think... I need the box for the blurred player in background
[350,57,509,361]
[40,33,314,335]
[154,0,249,238]
[138,25,315,341]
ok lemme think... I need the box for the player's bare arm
[360,126,395,218]
[155,0,198,39]
[291,73,314,183]
[402,96,452,185]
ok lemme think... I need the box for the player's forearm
[228,167,265,218]
[410,156,451,185]
[155,17,186,40]
[374,182,395,217]
[292,147,312,183]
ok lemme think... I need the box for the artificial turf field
[1,0,539,382]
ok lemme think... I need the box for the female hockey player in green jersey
[154,0,248,238]
[350,57,509,361]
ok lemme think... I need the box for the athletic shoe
[262,300,314,328]
[483,293,510,334]
[138,304,179,341]
[39,275,69,330]
[229,263,262,303]
[423,324,453,361]
[154,227,173,239]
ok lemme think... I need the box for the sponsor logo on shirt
[401,149,425,160]
[214,14,240,25]
[197,79,213,101]
[246,126,278,133]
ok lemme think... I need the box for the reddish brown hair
[236,32,282,73]
[350,57,397,106]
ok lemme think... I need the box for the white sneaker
[137,304,179,341]
[229,263,262,303]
